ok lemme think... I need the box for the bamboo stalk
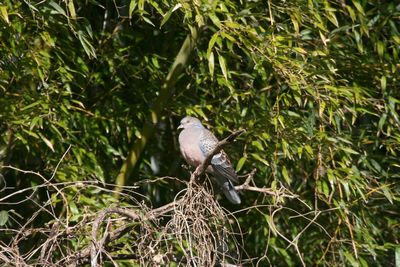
[114,28,199,194]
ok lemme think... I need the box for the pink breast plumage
[179,129,204,167]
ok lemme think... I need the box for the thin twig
[235,169,298,199]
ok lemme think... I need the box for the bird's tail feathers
[216,176,241,204]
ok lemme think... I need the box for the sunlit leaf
[252,140,264,151]
[160,3,181,28]
[49,1,66,16]
[281,166,291,184]
[69,201,79,215]
[396,247,400,267]
[218,54,228,80]
[235,156,246,172]
[129,0,137,17]
[208,13,221,28]
[40,134,55,152]
[0,5,9,24]
[207,32,219,58]
[340,147,359,155]
[67,0,76,19]
[0,210,8,226]
[208,51,214,77]
[352,0,364,15]
[381,186,393,204]
[77,31,96,58]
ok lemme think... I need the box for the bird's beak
[177,124,183,130]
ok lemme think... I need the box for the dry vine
[0,130,301,266]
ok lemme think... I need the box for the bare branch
[235,169,298,199]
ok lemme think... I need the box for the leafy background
[0,0,399,265]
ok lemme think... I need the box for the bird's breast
[179,130,202,165]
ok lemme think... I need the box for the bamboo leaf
[0,5,9,24]
[235,156,247,172]
[395,247,400,267]
[281,166,291,184]
[129,0,137,17]
[352,0,364,15]
[252,140,264,151]
[142,16,155,27]
[381,186,393,204]
[40,134,55,152]
[160,3,181,28]
[208,51,215,77]
[78,31,96,58]
[49,1,66,16]
[207,32,219,58]
[341,147,359,155]
[208,13,221,28]
[0,210,8,226]
[218,54,228,80]
[67,0,76,19]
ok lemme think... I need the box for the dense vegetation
[0,0,399,266]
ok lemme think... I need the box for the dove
[178,116,241,204]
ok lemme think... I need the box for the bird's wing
[198,128,219,154]
[198,128,241,204]
[199,129,238,183]
[211,151,239,183]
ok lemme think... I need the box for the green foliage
[0,0,399,265]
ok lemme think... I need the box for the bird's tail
[216,176,241,204]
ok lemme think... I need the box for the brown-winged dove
[178,116,241,204]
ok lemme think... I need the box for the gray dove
[177,116,241,204]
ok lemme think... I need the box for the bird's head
[177,116,203,130]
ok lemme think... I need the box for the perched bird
[177,116,241,204]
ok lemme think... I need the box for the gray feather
[213,172,241,204]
